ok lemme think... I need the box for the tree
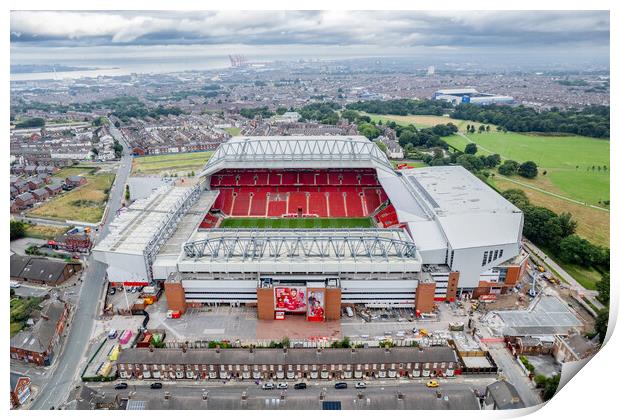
[464,143,478,155]
[341,109,360,123]
[276,107,287,115]
[595,307,609,344]
[10,220,26,241]
[498,160,519,176]
[542,375,560,401]
[456,154,484,172]
[596,273,610,305]
[484,154,501,168]
[518,161,538,178]
[478,125,485,133]
[358,122,380,140]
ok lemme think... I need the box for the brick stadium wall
[324,288,342,321]
[256,288,275,320]
[446,272,460,302]
[164,282,187,314]
[415,282,436,313]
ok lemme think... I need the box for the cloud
[10,10,610,50]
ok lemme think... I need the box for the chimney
[319,391,326,401]
[241,392,247,400]
[280,391,286,400]
[397,391,404,400]
[202,391,209,401]
[436,390,442,399]
[164,391,171,400]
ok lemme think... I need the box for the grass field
[55,166,99,180]
[492,177,609,247]
[444,131,609,206]
[219,217,374,229]
[28,173,115,223]
[132,151,214,176]
[367,113,498,131]
[224,127,242,136]
[391,161,428,169]
[24,223,69,240]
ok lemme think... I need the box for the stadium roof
[179,228,421,273]
[199,136,394,177]
[394,166,523,250]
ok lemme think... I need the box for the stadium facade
[94,135,528,321]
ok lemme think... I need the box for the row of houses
[10,174,87,212]
[116,346,460,381]
[10,164,60,176]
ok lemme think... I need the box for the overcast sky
[10,10,610,64]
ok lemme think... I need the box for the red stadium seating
[231,192,251,216]
[210,169,390,219]
[345,192,365,217]
[375,204,399,227]
[267,195,287,217]
[328,192,346,217]
[308,192,328,216]
[249,191,268,216]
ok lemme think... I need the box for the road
[86,377,496,409]
[486,343,542,408]
[30,124,133,410]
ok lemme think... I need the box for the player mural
[274,287,307,313]
[307,290,325,322]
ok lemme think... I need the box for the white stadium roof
[199,135,393,177]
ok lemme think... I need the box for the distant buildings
[433,88,515,106]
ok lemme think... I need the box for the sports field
[367,113,498,131]
[445,131,610,206]
[219,217,374,229]
[131,151,214,176]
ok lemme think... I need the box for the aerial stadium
[93,135,529,322]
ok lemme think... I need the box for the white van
[345,307,354,317]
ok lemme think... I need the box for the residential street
[28,123,133,410]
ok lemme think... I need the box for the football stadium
[94,135,529,321]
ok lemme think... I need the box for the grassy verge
[219,217,374,229]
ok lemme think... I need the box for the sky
[10,10,610,66]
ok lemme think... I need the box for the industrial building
[433,88,515,106]
[94,135,528,321]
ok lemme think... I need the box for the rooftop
[199,135,393,177]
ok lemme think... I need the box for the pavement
[29,124,133,410]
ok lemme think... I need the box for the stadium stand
[209,169,390,218]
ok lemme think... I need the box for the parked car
[426,380,439,388]
[335,382,348,389]
[262,382,275,390]
[109,287,116,295]
[277,382,288,389]
[355,382,366,389]
[114,383,128,390]
[294,383,307,390]
[150,383,163,389]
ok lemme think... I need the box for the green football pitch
[219,217,374,229]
